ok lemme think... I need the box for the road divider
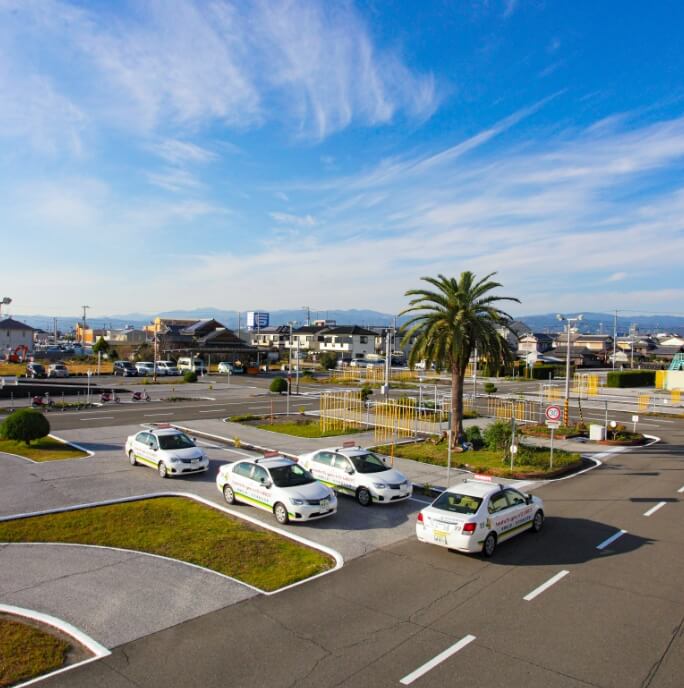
[523,570,569,601]
[596,529,627,550]
[643,501,666,517]
[400,634,476,685]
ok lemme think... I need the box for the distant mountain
[519,312,684,336]
[10,308,684,336]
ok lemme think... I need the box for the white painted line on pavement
[143,412,174,417]
[199,409,226,413]
[678,485,684,494]
[523,570,570,601]
[79,416,114,421]
[643,501,667,517]
[597,529,628,550]
[400,635,476,685]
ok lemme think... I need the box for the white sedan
[299,443,412,506]
[216,455,337,524]
[416,479,544,557]
[125,427,209,478]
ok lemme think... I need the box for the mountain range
[8,309,684,336]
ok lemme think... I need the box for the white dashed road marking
[643,501,667,517]
[523,570,570,601]
[400,635,477,685]
[597,529,628,550]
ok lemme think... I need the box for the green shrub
[465,425,484,449]
[360,385,373,403]
[1,409,50,445]
[528,364,562,380]
[319,352,338,370]
[483,420,512,451]
[606,370,655,388]
[183,371,198,383]
[270,377,288,394]
[483,382,497,395]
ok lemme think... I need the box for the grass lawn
[0,437,88,462]
[0,617,70,687]
[256,420,364,438]
[0,497,333,591]
[373,441,581,478]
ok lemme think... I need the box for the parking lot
[1,381,683,688]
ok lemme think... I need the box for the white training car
[216,454,337,524]
[416,479,544,557]
[299,442,412,506]
[125,426,209,478]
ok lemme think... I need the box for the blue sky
[2,0,684,318]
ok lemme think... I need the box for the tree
[183,370,198,383]
[92,337,110,355]
[270,377,289,394]
[400,272,518,446]
[319,352,338,370]
[1,409,50,445]
[134,342,154,361]
[483,382,498,395]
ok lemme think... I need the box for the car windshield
[158,433,196,450]
[432,492,482,515]
[269,464,316,487]
[122,363,134,368]
[349,452,388,474]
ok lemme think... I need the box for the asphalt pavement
[37,421,684,687]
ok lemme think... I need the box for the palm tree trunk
[450,363,465,447]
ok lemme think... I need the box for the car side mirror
[525,495,532,505]
[262,479,272,489]
[346,466,355,475]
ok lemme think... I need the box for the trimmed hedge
[606,370,655,388]
[1,409,50,445]
[527,364,567,380]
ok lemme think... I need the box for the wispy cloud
[146,168,203,193]
[0,0,438,146]
[148,139,218,165]
[269,211,316,227]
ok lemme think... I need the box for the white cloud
[606,272,627,283]
[147,168,203,193]
[269,212,316,227]
[148,139,218,165]
[0,0,438,145]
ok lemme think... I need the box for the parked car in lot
[349,359,367,368]
[125,426,209,478]
[156,360,179,376]
[299,443,412,506]
[365,359,385,368]
[47,363,69,378]
[135,361,157,376]
[415,479,544,557]
[113,361,138,377]
[217,454,337,524]
[26,363,47,379]
[217,361,244,374]
[177,357,207,374]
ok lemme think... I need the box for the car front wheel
[129,451,137,466]
[158,462,168,479]
[531,509,544,533]
[274,502,289,525]
[483,532,497,558]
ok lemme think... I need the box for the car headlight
[373,482,387,489]
[169,457,180,463]
[290,498,305,505]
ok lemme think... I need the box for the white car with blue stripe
[125,427,209,478]
[216,454,337,525]
[416,479,544,557]
[298,442,412,507]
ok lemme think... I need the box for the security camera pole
[556,313,583,427]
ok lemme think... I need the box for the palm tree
[400,272,519,446]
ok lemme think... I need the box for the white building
[0,317,35,356]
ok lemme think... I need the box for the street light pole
[557,313,583,427]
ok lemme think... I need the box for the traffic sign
[545,405,562,422]
[546,420,561,429]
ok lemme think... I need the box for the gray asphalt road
[36,422,684,688]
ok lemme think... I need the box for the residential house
[316,326,378,360]
[517,333,555,356]
[551,346,602,368]
[497,320,532,352]
[74,323,106,345]
[251,325,291,351]
[106,328,147,345]
[0,317,35,356]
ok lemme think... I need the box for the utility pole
[612,310,618,370]
[302,306,311,327]
[557,313,583,427]
[81,305,90,345]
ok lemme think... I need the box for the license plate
[433,530,448,545]
[320,499,329,510]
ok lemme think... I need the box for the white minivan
[157,360,179,376]
[177,357,207,373]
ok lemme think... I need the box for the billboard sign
[247,311,269,330]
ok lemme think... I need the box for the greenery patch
[256,419,363,438]
[0,437,88,462]
[0,497,333,591]
[0,617,70,687]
